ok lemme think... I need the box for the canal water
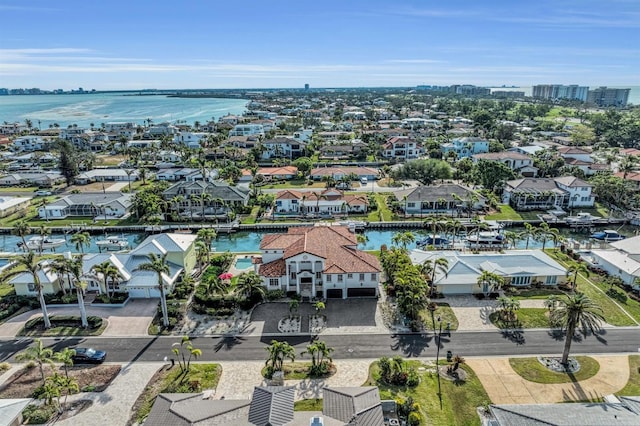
[0,226,625,254]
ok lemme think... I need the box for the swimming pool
[234,257,253,270]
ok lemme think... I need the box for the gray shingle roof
[395,183,483,203]
[248,386,295,426]
[322,387,384,424]
[145,393,251,426]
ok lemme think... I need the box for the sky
[0,0,638,90]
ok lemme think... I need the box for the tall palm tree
[567,263,590,293]
[236,271,265,300]
[537,222,560,251]
[70,231,91,253]
[550,293,604,365]
[2,252,51,328]
[265,340,296,372]
[36,225,51,254]
[12,221,31,252]
[422,257,449,297]
[49,256,72,295]
[391,231,415,251]
[15,338,54,384]
[68,255,88,328]
[198,192,213,220]
[196,228,217,264]
[135,253,171,327]
[53,347,76,378]
[519,222,538,250]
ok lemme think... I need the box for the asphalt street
[1,328,638,363]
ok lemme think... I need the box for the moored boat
[18,236,66,251]
[96,235,129,251]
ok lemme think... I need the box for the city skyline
[0,0,639,90]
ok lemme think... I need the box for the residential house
[10,259,63,296]
[615,171,640,189]
[0,123,26,135]
[309,167,379,182]
[319,141,367,159]
[59,127,88,140]
[564,157,609,176]
[0,398,33,426]
[257,166,298,180]
[409,250,567,295]
[441,137,489,159]
[382,136,422,160]
[104,122,137,132]
[173,131,208,149]
[394,184,485,216]
[0,171,65,187]
[144,123,178,138]
[261,137,307,159]
[11,136,51,152]
[502,176,594,211]
[162,180,250,220]
[473,152,538,177]
[255,225,381,299]
[557,146,593,163]
[508,145,544,157]
[229,124,264,137]
[274,189,368,216]
[75,169,139,185]
[81,233,197,297]
[322,387,385,424]
[0,196,31,218]
[588,236,640,288]
[38,192,133,219]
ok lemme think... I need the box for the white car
[34,190,53,196]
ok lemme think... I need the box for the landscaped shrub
[173,280,195,300]
[93,293,128,304]
[22,403,57,425]
[24,315,102,330]
[607,288,628,303]
[0,362,10,373]
[44,292,77,304]
[266,290,285,300]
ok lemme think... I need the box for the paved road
[1,328,638,363]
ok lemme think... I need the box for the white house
[587,236,640,288]
[11,136,51,152]
[229,124,264,137]
[256,225,381,299]
[274,189,368,216]
[38,192,133,219]
[441,137,489,159]
[382,136,422,160]
[473,152,538,177]
[9,260,63,296]
[75,169,139,185]
[502,176,594,210]
[410,250,567,295]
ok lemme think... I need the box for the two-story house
[472,152,538,177]
[382,136,422,160]
[502,176,594,211]
[261,137,307,160]
[441,137,489,159]
[274,189,368,216]
[162,180,249,220]
[255,225,381,299]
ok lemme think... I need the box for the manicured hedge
[24,315,102,330]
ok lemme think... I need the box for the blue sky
[0,0,638,90]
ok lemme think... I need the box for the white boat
[96,235,129,251]
[466,231,506,245]
[18,236,66,251]
[566,212,600,224]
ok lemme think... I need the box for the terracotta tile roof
[260,226,380,275]
[474,152,531,160]
[259,259,286,277]
[258,166,298,176]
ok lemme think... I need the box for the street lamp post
[435,316,443,410]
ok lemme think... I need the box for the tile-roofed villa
[255,225,381,299]
[274,189,368,217]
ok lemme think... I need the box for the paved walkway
[0,299,157,338]
[106,182,130,192]
[467,355,630,404]
[53,363,159,426]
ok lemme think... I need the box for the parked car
[71,347,107,364]
[34,190,52,196]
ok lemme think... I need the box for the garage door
[440,284,474,295]
[326,289,343,299]
[127,288,148,298]
[347,288,377,298]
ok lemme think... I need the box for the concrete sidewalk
[467,355,630,404]
[0,299,157,338]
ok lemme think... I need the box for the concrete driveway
[0,299,157,338]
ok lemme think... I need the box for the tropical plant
[391,231,415,251]
[53,348,76,378]
[12,221,31,252]
[448,355,466,373]
[421,257,449,297]
[196,228,217,264]
[135,253,171,327]
[2,252,51,328]
[235,271,265,300]
[70,231,91,253]
[265,340,296,373]
[536,222,560,251]
[15,338,54,384]
[68,255,88,328]
[567,263,590,293]
[301,340,334,375]
[477,270,505,297]
[550,293,604,365]
[171,336,202,372]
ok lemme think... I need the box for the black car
[71,347,107,364]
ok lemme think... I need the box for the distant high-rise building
[532,84,588,102]
[454,85,490,96]
[304,83,309,91]
[587,87,630,107]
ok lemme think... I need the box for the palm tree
[2,252,51,328]
[49,256,72,295]
[135,253,171,327]
[550,293,604,365]
[567,263,590,293]
[301,340,334,374]
[477,270,505,297]
[70,231,91,253]
[53,347,76,378]
[422,257,449,297]
[68,255,88,328]
[12,221,31,252]
[236,271,265,300]
[391,231,415,251]
[196,228,216,264]
[91,261,119,296]
[35,225,51,254]
[15,338,54,384]
[537,222,560,251]
[265,340,296,372]
[519,223,538,250]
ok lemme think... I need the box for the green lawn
[135,363,222,423]
[294,398,323,411]
[18,315,107,337]
[484,205,523,221]
[420,303,459,331]
[509,357,600,383]
[261,362,333,380]
[547,251,638,326]
[366,194,393,222]
[260,179,325,189]
[490,308,550,328]
[505,287,568,300]
[618,356,640,396]
[0,186,38,192]
[367,360,491,426]
[241,206,261,224]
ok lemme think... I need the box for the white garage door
[127,288,149,298]
[440,284,475,295]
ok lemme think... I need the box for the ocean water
[490,86,640,105]
[0,93,249,128]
